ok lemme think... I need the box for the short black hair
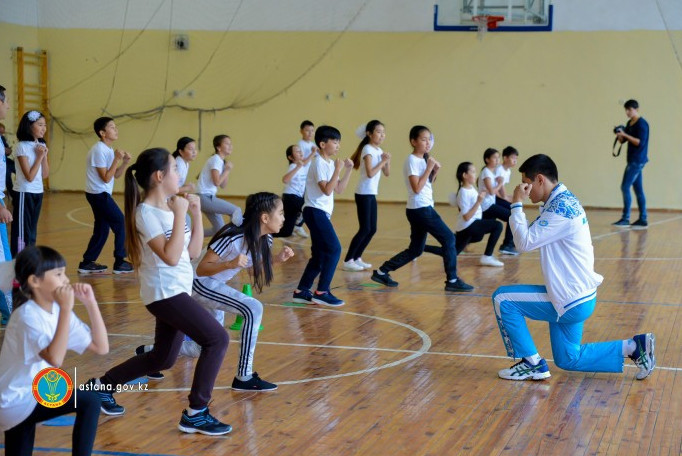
[0,85,6,102]
[93,117,114,138]
[314,125,341,148]
[624,99,639,110]
[502,146,518,157]
[518,154,558,183]
[300,120,314,130]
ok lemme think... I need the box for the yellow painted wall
[0,23,39,131]
[5,24,682,209]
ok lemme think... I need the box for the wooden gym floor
[1,192,680,456]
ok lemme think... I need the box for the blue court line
[0,445,185,456]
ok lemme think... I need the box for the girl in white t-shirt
[479,148,517,255]
[273,144,309,238]
[11,111,49,255]
[167,192,294,391]
[371,125,474,292]
[425,162,504,267]
[172,136,199,194]
[343,120,391,272]
[196,134,243,236]
[88,148,231,436]
[0,245,108,455]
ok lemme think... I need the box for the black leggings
[482,202,514,248]
[424,219,502,257]
[101,293,228,409]
[273,193,304,238]
[4,391,100,456]
[345,194,377,262]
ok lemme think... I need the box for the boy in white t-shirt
[297,120,318,167]
[79,117,133,274]
[292,126,353,307]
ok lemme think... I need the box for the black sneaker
[371,270,398,287]
[86,378,125,416]
[135,345,165,380]
[630,219,648,230]
[178,408,232,436]
[612,219,630,227]
[292,289,313,304]
[78,261,108,274]
[231,372,278,392]
[113,259,134,274]
[444,278,474,292]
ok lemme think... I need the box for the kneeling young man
[492,154,655,381]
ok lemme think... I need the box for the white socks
[187,406,207,416]
[525,354,542,365]
[622,339,636,357]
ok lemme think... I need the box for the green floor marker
[228,284,263,331]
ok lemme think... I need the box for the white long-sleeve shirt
[509,183,603,316]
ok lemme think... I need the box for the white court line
[66,206,93,228]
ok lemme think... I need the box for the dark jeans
[482,203,514,248]
[620,161,647,222]
[380,206,458,281]
[298,207,341,292]
[101,293,228,409]
[345,194,377,262]
[82,192,126,262]
[425,219,503,257]
[274,193,304,237]
[4,392,100,456]
[10,192,43,256]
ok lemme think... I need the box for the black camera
[613,125,626,134]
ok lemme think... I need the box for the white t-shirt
[478,166,497,211]
[176,156,190,188]
[283,162,307,197]
[495,164,512,186]
[0,300,92,432]
[15,141,44,194]
[455,186,482,232]
[404,154,433,209]
[298,139,316,161]
[303,155,335,215]
[85,141,115,194]
[355,144,383,195]
[135,203,193,304]
[196,154,224,196]
[0,140,6,198]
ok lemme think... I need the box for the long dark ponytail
[124,148,171,268]
[207,192,280,292]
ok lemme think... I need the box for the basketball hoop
[472,15,504,41]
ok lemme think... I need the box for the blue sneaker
[311,291,345,307]
[292,289,313,304]
[630,333,655,380]
[178,408,232,436]
[498,358,551,380]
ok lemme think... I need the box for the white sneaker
[342,260,364,271]
[355,258,372,270]
[480,255,504,267]
[293,226,309,238]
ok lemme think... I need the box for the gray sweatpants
[198,193,243,236]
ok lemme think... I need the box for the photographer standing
[613,99,649,229]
